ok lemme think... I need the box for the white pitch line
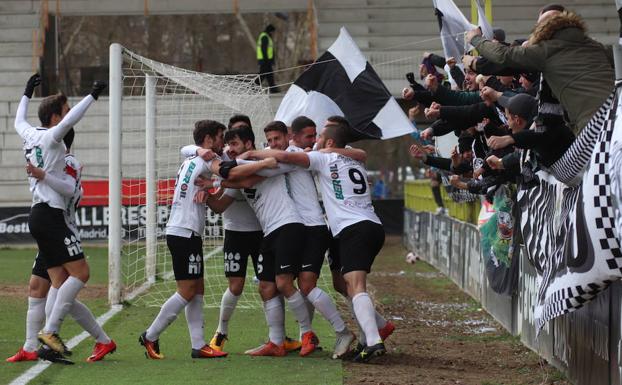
[9,304,123,385]
[9,245,223,385]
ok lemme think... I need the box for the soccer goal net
[107,44,273,308]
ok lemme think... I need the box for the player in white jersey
[207,116,265,352]
[7,129,116,364]
[262,120,356,358]
[201,125,320,358]
[139,120,275,360]
[185,122,303,355]
[321,116,395,354]
[200,116,303,354]
[15,74,108,357]
[240,118,387,362]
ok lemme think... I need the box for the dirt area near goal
[343,236,570,385]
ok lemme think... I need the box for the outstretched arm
[15,74,41,138]
[49,95,95,142]
[26,163,75,196]
[210,157,277,181]
[236,159,300,177]
[49,81,106,143]
[241,149,311,168]
[320,147,367,163]
[15,96,33,138]
[181,144,200,158]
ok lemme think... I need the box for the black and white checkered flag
[275,27,414,140]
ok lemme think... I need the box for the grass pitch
[0,247,342,385]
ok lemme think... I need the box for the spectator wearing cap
[487,93,574,167]
[466,5,615,134]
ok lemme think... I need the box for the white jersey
[307,151,381,236]
[285,145,326,226]
[15,95,94,210]
[166,156,214,237]
[224,174,301,236]
[180,145,262,232]
[63,154,83,235]
[220,152,262,232]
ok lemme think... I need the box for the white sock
[44,276,85,333]
[185,295,205,350]
[286,291,312,335]
[307,287,346,333]
[352,292,381,346]
[146,292,188,341]
[24,297,46,352]
[217,288,239,335]
[347,298,366,343]
[304,296,315,325]
[263,297,285,345]
[375,311,387,329]
[45,287,59,320]
[69,300,111,344]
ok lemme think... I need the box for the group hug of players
[7,74,394,366]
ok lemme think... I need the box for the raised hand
[24,74,41,98]
[90,80,108,100]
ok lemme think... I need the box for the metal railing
[404,180,480,224]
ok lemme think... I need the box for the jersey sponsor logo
[329,164,344,200]
[180,182,189,198]
[64,235,83,257]
[182,162,197,184]
[188,253,202,275]
[34,146,44,167]
[224,252,242,273]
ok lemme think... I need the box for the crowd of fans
[404,3,615,207]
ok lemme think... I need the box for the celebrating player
[201,124,320,357]
[139,120,275,359]
[15,73,108,358]
[262,119,355,358]
[240,118,388,362]
[7,128,116,364]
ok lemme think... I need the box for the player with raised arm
[241,118,387,363]
[7,129,116,364]
[139,120,275,360]
[15,74,107,357]
[198,124,319,357]
[264,119,355,359]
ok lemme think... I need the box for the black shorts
[301,225,330,275]
[31,253,50,280]
[334,221,385,275]
[167,234,204,281]
[223,230,263,278]
[28,203,84,269]
[327,236,341,272]
[261,223,306,277]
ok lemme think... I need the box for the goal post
[107,44,273,307]
[108,43,123,305]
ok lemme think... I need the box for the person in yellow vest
[256,24,279,93]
